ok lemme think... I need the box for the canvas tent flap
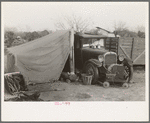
[7,30,71,84]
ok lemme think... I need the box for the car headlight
[119,55,124,61]
[98,55,104,62]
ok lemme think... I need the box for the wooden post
[69,27,75,74]
[130,38,134,60]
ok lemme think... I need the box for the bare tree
[136,25,145,38]
[113,20,128,32]
[113,20,117,31]
[136,25,145,33]
[54,14,94,33]
[4,26,18,33]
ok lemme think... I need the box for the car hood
[81,47,109,61]
[82,47,108,56]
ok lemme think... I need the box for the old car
[74,32,133,87]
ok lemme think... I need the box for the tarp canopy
[7,30,71,84]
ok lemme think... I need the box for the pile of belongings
[4,72,43,101]
[84,27,117,37]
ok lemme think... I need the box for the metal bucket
[81,74,93,85]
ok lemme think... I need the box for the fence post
[131,38,134,60]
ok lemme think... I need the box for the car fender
[83,59,101,72]
[123,58,133,67]
[84,59,102,67]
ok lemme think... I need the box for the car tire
[124,65,133,83]
[103,81,110,88]
[85,63,99,84]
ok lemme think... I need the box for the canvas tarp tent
[7,30,72,84]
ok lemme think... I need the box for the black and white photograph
[1,2,149,121]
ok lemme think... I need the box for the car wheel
[103,81,110,88]
[124,65,133,83]
[85,63,99,84]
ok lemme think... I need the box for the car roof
[75,33,116,39]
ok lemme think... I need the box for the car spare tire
[124,65,133,83]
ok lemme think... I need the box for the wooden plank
[106,43,116,46]
[106,45,117,48]
[133,50,145,63]
[133,53,145,65]
[121,43,132,46]
[119,45,131,59]
[120,40,132,43]
[121,46,131,48]
[111,49,117,52]
[106,42,117,44]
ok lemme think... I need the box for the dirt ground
[27,69,145,101]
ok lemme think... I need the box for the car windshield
[82,38,105,48]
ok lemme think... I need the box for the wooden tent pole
[69,27,75,74]
[130,38,134,60]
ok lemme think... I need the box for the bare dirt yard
[27,69,145,101]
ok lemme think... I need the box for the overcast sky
[2,2,148,32]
